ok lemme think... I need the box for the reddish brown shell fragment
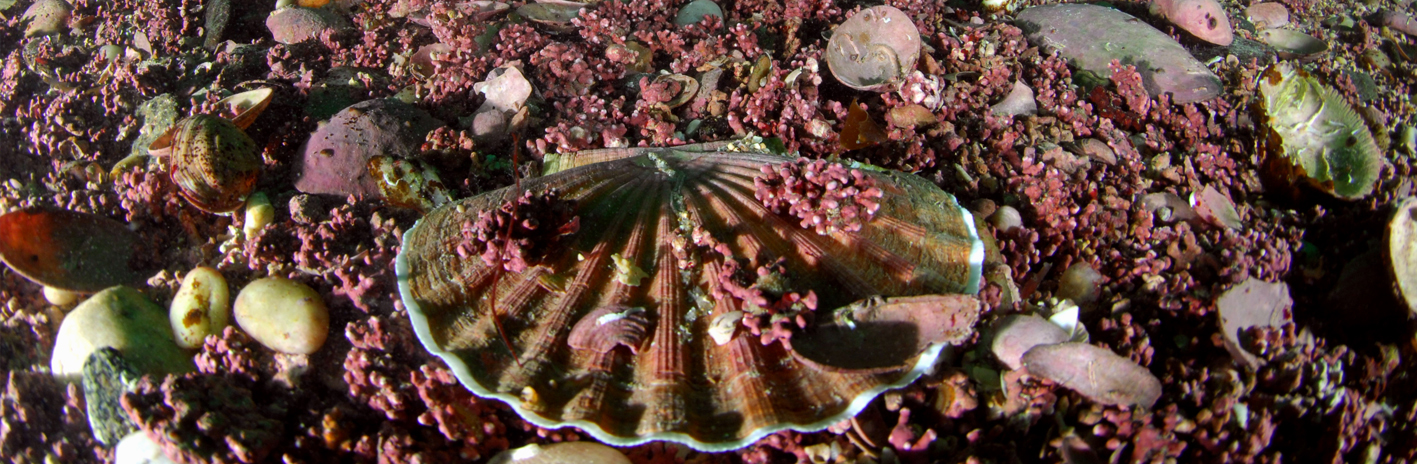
[1022,342,1162,408]
[397,148,989,450]
[0,207,153,292]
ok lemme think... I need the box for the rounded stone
[114,431,178,464]
[51,286,193,381]
[234,277,329,354]
[168,267,231,349]
[674,0,723,26]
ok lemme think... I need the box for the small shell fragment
[708,311,743,345]
[1022,342,1162,408]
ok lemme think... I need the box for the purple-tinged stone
[1016,4,1222,104]
[294,99,443,198]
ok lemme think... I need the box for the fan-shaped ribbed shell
[397,148,988,450]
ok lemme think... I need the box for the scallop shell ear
[398,148,990,451]
[217,87,274,130]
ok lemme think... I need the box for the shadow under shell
[397,148,990,451]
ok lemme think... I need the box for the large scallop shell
[397,147,989,450]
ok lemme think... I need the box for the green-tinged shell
[1257,63,1383,200]
[397,147,990,451]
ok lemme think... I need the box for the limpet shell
[397,147,991,450]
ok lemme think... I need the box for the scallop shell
[397,147,990,450]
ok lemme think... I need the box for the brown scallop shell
[398,147,989,450]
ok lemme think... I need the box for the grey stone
[82,348,140,446]
[1015,4,1223,104]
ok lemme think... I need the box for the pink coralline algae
[456,189,580,273]
[754,158,883,235]
[0,372,98,463]
[120,373,286,464]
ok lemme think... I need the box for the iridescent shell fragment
[397,147,990,450]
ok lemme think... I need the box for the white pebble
[234,277,329,354]
[168,267,231,349]
[51,286,192,380]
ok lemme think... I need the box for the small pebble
[243,192,275,238]
[43,285,81,306]
[51,286,193,380]
[114,431,178,464]
[987,205,1023,233]
[21,0,71,37]
[1056,263,1103,305]
[234,277,329,354]
[168,267,231,349]
[488,442,632,464]
[674,0,723,26]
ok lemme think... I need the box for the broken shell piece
[1257,63,1383,200]
[0,207,153,292]
[1246,3,1289,29]
[216,88,275,130]
[991,315,1069,371]
[1022,342,1162,408]
[708,311,743,345]
[397,147,991,450]
[825,5,922,91]
[410,43,454,79]
[1387,197,1417,315]
[567,306,651,354]
[1257,29,1328,61]
[1139,192,1197,223]
[1216,278,1292,369]
[471,64,534,140]
[1191,186,1242,230]
[367,156,452,213]
[654,73,700,109]
[990,81,1038,117]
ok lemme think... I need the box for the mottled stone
[82,348,140,446]
[1016,4,1222,104]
